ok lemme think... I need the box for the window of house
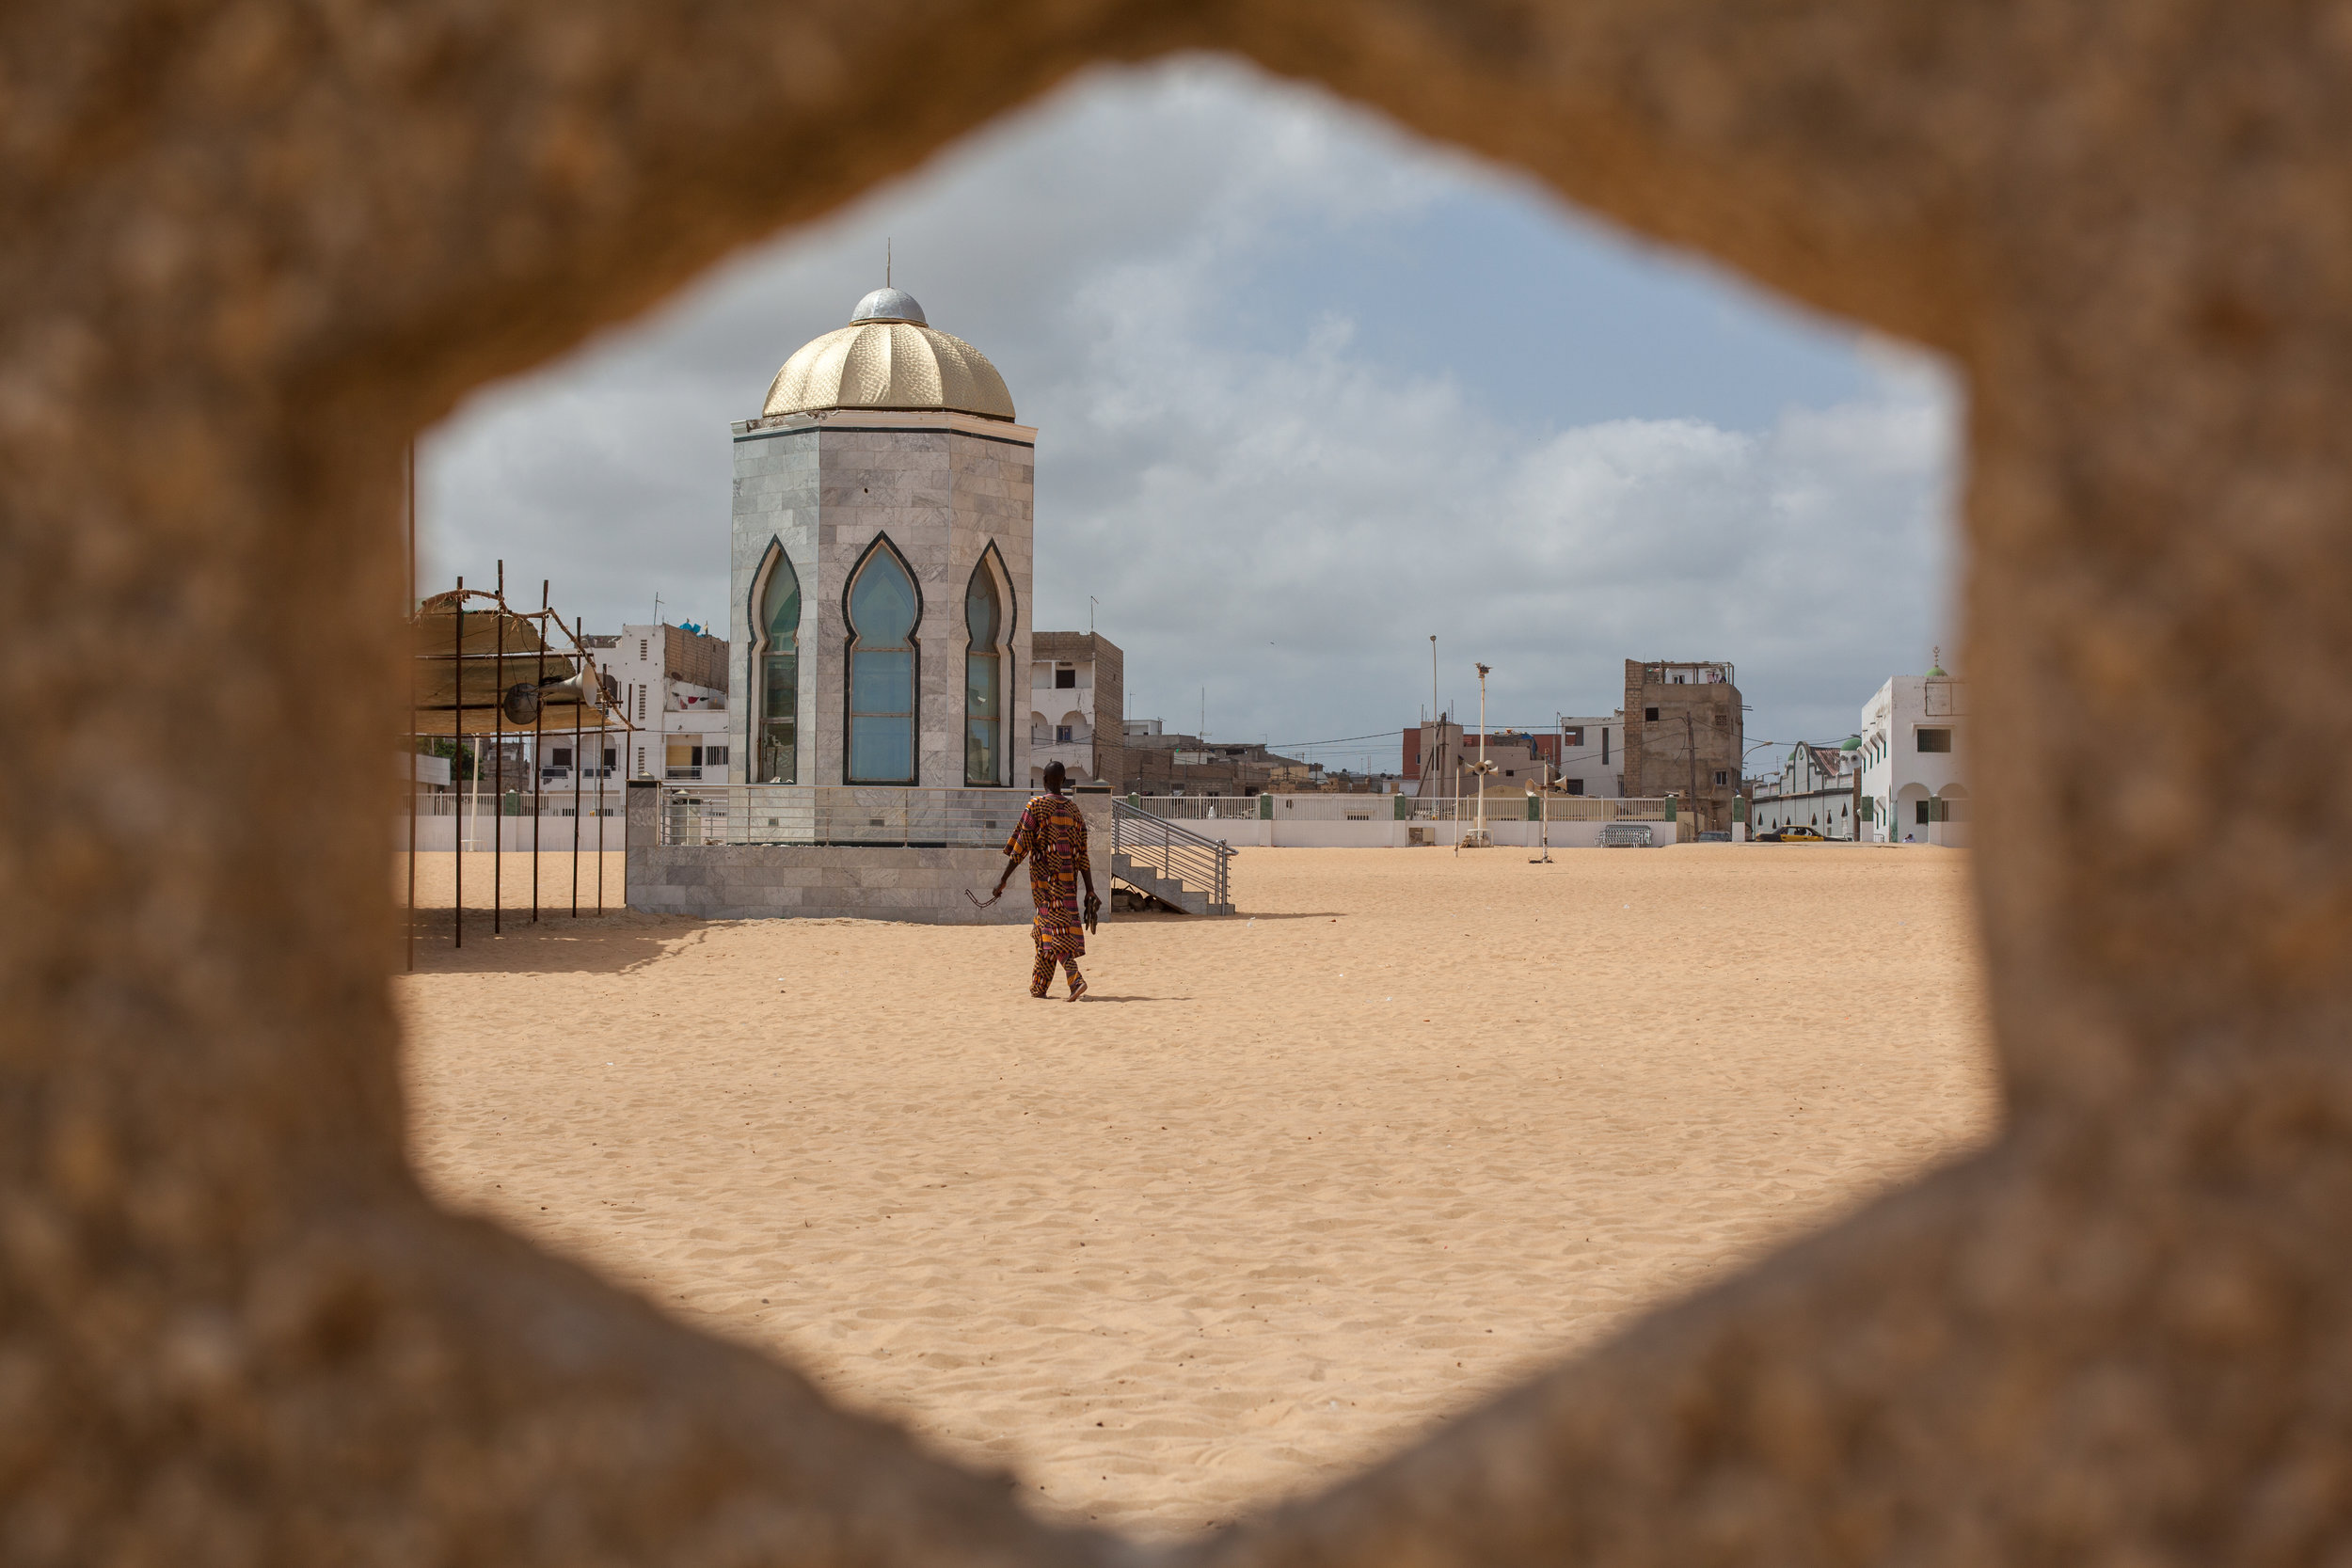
[963,561,1003,786]
[1055,665,1077,689]
[706,745,728,768]
[1503,768,1516,777]
[1645,706,1660,722]
[551,746,573,768]
[1713,769,1728,786]
[601,747,615,773]
[1602,728,1611,764]
[1917,727,1953,752]
[634,685,645,723]
[847,543,918,784]
[638,639,648,661]
[1565,778,1585,796]
[1916,800,1931,825]
[1056,724,1073,743]
[1563,727,1584,747]
[756,548,801,784]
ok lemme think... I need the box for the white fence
[398,789,623,852]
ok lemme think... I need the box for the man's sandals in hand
[1083,893,1101,934]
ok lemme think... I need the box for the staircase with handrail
[1109,800,1235,915]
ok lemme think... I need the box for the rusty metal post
[492,562,505,937]
[532,582,547,925]
[405,442,417,973]
[592,616,605,916]
[452,578,464,950]
[572,615,583,919]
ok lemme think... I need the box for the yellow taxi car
[1761,824,1828,843]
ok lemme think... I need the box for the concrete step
[1108,850,1229,916]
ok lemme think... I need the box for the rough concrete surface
[3,2,2348,1565]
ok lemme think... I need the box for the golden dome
[761,291,1015,421]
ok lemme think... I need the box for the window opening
[1644,706,1660,722]
[847,542,919,784]
[756,547,802,784]
[964,560,1003,786]
[1917,727,1953,752]
[1055,665,1077,689]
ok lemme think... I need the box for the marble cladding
[627,844,1039,925]
[728,414,1033,791]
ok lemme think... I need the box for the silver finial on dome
[850,287,926,325]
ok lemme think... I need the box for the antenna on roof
[885,237,892,288]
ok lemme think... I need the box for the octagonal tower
[727,287,1034,793]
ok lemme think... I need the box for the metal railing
[1122,792,1677,824]
[1404,793,1676,822]
[1124,794,1266,821]
[1111,800,1234,912]
[655,784,1043,848]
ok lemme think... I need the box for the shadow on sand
[401,907,706,976]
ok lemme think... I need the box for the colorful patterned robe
[1004,791,1091,959]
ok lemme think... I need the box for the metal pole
[405,442,417,973]
[1475,663,1490,846]
[572,617,583,919]
[592,617,605,915]
[492,562,505,937]
[532,584,547,923]
[452,580,464,950]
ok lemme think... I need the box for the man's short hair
[1042,760,1068,792]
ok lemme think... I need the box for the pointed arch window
[754,546,801,784]
[964,560,1006,786]
[846,541,919,784]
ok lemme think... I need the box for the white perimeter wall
[1150,818,1691,848]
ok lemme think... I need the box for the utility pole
[1683,711,1701,836]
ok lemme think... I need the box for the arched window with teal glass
[964,556,1006,785]
[845,538,919,784]
[753,543,801,783]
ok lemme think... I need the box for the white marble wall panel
[728,412,1033,788]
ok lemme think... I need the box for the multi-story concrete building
[1858,666,1970,845]
[585,623,730,783]
[1121,721,1310,798]
[1404,721,1629,798]
[1030,632,1123,790]
[1621,659,1744,833]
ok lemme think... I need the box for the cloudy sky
[422,55,1961,778]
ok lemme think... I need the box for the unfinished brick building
[1621,658,1743,833]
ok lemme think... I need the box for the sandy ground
[397,844,1995,1539]
[400,850,629,914]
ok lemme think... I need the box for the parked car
[1766,824,1828,843]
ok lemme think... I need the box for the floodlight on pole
[1464,663,1494,849]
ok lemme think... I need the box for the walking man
[993,760,1097,1000]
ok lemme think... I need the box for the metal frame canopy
[403,567,641,963]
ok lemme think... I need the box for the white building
[1858,668,1969,845]
[1751,740,1863,838]
[587,624,731,783]
[1030,631,1122,789]
[1554,714,1628,797]
[723,285,1033,791]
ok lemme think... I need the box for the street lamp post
[1461,663,1496,849]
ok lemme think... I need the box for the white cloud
[421,55,1959,770]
